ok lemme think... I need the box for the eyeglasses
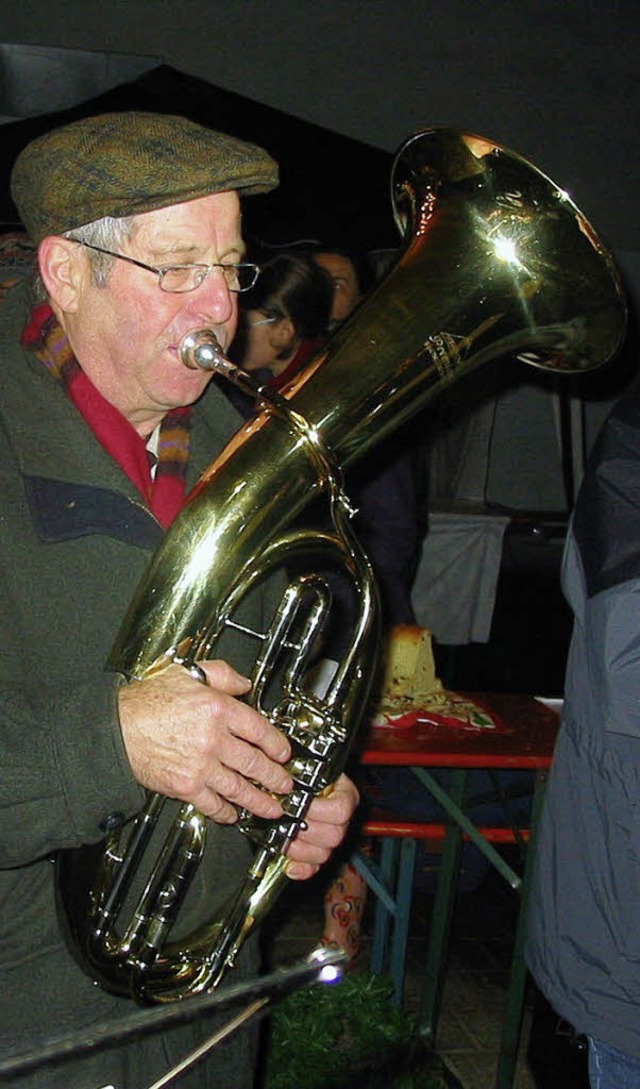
[69,239,261,294]
[248,315,278,327]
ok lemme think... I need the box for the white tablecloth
[411,511,510,645]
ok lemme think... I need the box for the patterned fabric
[21,302,191,527]
[11,111,279,243]
[0,230,36,271]
[0,231,36,303]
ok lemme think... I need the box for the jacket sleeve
[587,579,640,740]
[0,420,147,867]
[565,387,640,741]
[0,668,146,867]
[563,529,640,742]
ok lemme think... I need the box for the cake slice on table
[372,624,502,730]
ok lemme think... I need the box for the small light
[318,963,343,985]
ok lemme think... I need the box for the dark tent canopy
[0,64,398,253]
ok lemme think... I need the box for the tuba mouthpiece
[180,329,228,372]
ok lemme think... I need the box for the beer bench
[351,692,560,1089]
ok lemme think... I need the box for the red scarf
[22,302,191,528]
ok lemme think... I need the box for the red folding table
[353,692,560,1089]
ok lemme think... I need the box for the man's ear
[38,236,86,313]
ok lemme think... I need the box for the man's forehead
[133,191,243,249]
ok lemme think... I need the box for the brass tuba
[56,129,627,1004]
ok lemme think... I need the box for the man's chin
[160,370,212,413]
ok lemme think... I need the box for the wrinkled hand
[285,774,360,880]
[118,660,292,824]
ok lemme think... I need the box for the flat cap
[11,111,279,244]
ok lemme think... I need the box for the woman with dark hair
[236,251,333,388]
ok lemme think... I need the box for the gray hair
[33,213,138,300]
[64,214,138,286]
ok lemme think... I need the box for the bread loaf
[373,624,499,730]
[380,624,444,702]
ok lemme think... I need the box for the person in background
[298,244,424,960]
[232,249,333,391]
[306,244,423,648]
[231,243,422,654]
[526,373,640,1088]
[226,239,422,962]
[0,110,358,1089]
[311,245,371,328]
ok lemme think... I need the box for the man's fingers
[210,729,292,794]
[190,772,285,824]
[285,861,321,881]
[285,774,360,878]
[198,658,252,696]
[303,774,360,828]
[118,661,292,817]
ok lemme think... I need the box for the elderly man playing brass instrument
[0,112,357,1089]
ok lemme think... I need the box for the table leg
[353,837,418,1003]
[389,837,418,1003]
[370,838,398,977]
[417,768,467,1046]
[494,769,547,1089]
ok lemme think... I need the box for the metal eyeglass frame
[69,239,261,294]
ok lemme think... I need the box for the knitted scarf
[22,302,191,528]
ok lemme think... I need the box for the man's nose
[189,267,235,323]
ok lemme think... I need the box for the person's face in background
[238,309,297,373]
[312,252,362,324]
